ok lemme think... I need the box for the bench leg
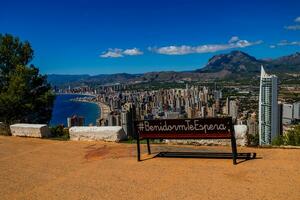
[231,136,237,165]
[137,136,141,161]
[147,139,151,155]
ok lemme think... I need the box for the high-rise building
[224,97,230,115]
[67,115,85,127]
[282,103,294,124]
[278,103,283,135]
[293,102,300,120]
[259,66,279,145]
[229,100,239,120]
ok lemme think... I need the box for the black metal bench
[135,117,239,164]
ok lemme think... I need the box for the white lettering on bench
[140,120,227,134]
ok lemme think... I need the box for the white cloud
[295,16,300,23]
[284,25,300,30]
[228,36,239,43]
[270,40,300,48]
[284,17,300,30]
[100,48,143,58]
[123,48,143,56]
[149,37,263,55]
[100,48,123,58]
[277,40,300,46]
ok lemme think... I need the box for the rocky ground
[0,136,299,200]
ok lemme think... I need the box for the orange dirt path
[0,136,299,200]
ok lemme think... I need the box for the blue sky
[1,0,300,75]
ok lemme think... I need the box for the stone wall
[10,124,51,138]
[69,126,127,142]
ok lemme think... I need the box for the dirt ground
[0,136,299,200]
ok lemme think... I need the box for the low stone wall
[165,125,248,146]
[69,126,127,142]
[0,122,11,136]
[10,124,51,138]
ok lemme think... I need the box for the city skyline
[1,0,300,75]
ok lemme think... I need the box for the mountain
[81,73,140,85]
[267,52,300,72]
[47,51,300,88]
[47,73,141,87]
[198,50,300,75]
[197,51,263,75]
[47,74,90,86]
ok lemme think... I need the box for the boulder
[69,126,127,142]
[234,125,248,146]
[10,124,51,138]
[165,125,248,146]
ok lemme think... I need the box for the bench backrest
[135,117,234,139]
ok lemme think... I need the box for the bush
[247,133,259,146]
[49,125,69,140]
[0,122,11,136]
[284,125,300,146]
[272,125,300,146]
[271,135,284,146]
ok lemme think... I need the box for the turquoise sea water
[50,94,100,126]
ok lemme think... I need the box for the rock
[234,125,248,146]
[0,122,11,136]
[10,124,51,138]
[69,126,127,142]
[165,125,248,146]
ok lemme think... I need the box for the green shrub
[49,125,69,140]
[284,125,300,146]
[271,135,284,146]
[0,123,11,136]
[272,125,300,146]
[247,133,259,146]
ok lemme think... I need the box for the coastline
[55,92,97,97]
[71,97,111,125]
[50,94,101,126]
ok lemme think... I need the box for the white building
[259,66,279,145]
[293,102,300,120]
[282,103,293,124]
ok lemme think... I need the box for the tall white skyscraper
[259,66,279,145]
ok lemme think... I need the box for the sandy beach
[98,101,111,122]
[70,95,111,124]
[0,136,299,200]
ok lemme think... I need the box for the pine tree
[0,34,55,124]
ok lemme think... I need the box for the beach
[71,95,111,125]
[98,101,111,124]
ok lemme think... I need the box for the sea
[50,94,100,127]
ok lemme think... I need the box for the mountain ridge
[47,51,300,87]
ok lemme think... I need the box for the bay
[50,94,100,126]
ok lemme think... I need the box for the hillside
[47,51,300,88]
